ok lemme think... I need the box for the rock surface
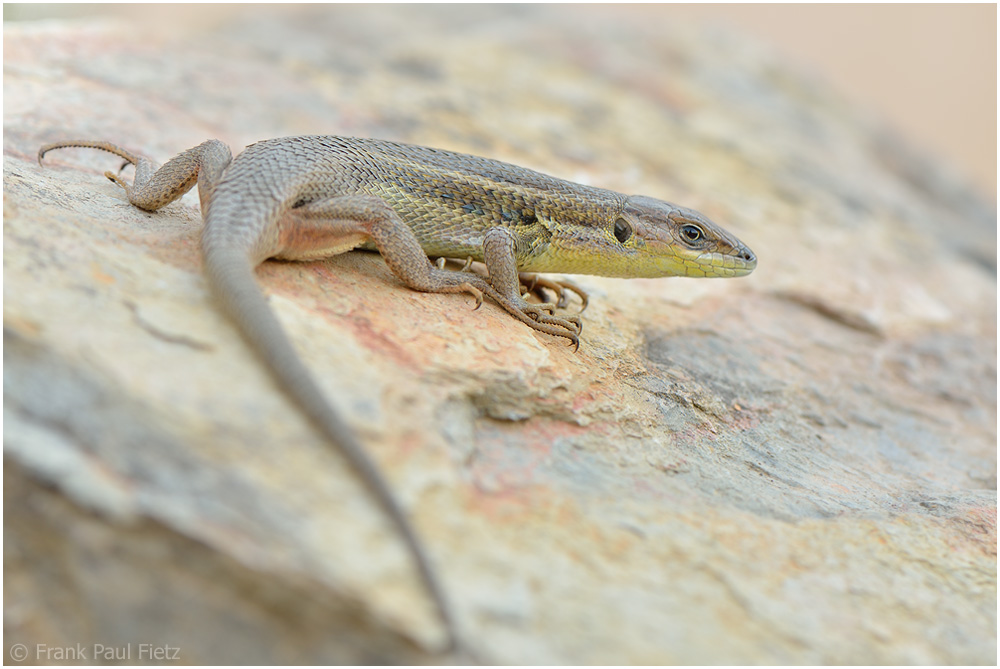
[4,6,995,665]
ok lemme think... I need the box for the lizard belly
[273,215,368,261]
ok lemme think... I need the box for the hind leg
[39,139,232,214]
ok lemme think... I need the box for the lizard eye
[614,218,632,244]
[680,224,703,243]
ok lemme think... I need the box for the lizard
[37,135,757,654]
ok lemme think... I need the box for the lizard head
[604,195,757,278]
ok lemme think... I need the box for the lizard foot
[433,258,587,314]
[518,301,583,334]
[423,268,484,309]
[481,286,583,349]
[517,273,589,312]
[103,170,131,192]
[431,257,584,347]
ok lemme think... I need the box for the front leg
[276,195,486,305]
[481,227,583,345]
[280,201,580,346]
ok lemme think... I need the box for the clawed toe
[522,307,583,338]
[522,302,558,318]
[460,283,484,309]
[518,273,589,313]
[104,171,129,191]
[430,260,588,347]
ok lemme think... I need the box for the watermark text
[9,643,180,663]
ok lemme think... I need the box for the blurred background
[6,3,994,203]
[645,4,996,204]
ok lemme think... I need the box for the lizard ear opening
[614,218,632,244]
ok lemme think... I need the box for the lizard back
[235,136,627,262]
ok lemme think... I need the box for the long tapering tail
[202,242,458,652]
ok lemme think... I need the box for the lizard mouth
[696,249,757,277]
[649,250,756,278]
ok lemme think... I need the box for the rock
[4,5,995,664]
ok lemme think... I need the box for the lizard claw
[483,287,584,345]
[425,258,586,346]
[522,302,559,317]
[104,170,130,192]
[459,282,484,310]
[518,273,589,313]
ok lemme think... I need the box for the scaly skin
[38,135,756,655]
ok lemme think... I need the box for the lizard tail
[201,242,459,653]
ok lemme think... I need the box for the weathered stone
[4,6,995,664]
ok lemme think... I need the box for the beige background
[646,4,996,203]
[6,3,995,202]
